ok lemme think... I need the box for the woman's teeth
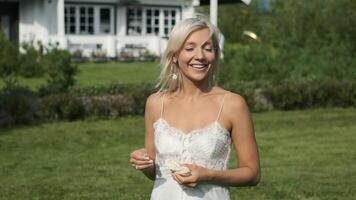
[190,64,207,69]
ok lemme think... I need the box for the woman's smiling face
[176,28,217,84]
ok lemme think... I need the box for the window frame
[126,6,180,37]
[65,4,115,35]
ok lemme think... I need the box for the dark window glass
[88,26,94,34]
[88,7,93,15]
[128,8,134,16]
[155,10,159,16]
[80,7,85,14]
[70,26,75,33]
[100,8,111,33]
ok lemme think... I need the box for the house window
[163,9,177,36]
[100,8,111,33]
[127,7,180,36]
[79,6,94,34]
[145,8,160,35]
[65,7,76,34]
[65,4,114,35]
[127,8,142,35]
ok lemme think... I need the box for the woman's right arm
[130,93,160,180]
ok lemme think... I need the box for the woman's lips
[189,64,208,70]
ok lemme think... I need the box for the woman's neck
[177,76,213,98]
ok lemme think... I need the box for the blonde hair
[156,16,221,93]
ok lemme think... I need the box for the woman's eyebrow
[185,40,213,46]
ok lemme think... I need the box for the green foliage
[41,45,79,93]
[199,0,356,84]
[19,42,45,78]
[264,79,356,110]
[40,93,85,121]
[0,86,37,125]
[0,32,20,89]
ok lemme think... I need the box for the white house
[0,0,199,58]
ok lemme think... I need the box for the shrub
[0,32,20,89]
[84,96,112,118]
[264,79,356,110]
[41,45,78,94]
[40,93,85,121]
[19,41,45,78]
[0,86,37,125]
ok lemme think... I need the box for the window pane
[70,7,75,14]
[88,26,94,34]
[146,27,151,33]
[128,8,134,16]
[154,10,159,16]
[100,8,111,34]
[88,7,93,15]
[80,7,86,14]
[65,6,77,34]
[70,26,75,33]
[127,7,142,35]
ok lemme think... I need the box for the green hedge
[1,80,356,126]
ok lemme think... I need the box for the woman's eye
[205,47,213,52]
[185,47,194,51]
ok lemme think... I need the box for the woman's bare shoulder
[146,92,163,109]
[221,89,249,113]
[145,92,164,120]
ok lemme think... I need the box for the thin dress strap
[216,93,226,121]
[160,93,165,118]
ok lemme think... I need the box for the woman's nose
[194,48,205,60]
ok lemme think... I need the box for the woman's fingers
[172,173,183,184]
[133,163,154,170]
[130,158,153,165]
[173,172,198,187]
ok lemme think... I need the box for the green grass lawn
[0,62,160,90]
[1,108,356,199]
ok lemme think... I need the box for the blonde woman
[130,16,260,200]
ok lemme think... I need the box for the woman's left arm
[173,94,260,187]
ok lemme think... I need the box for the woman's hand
[171,164,210,188]
[130,148,154,170]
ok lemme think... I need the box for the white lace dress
[150,94,232,200]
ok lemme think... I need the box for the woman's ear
[173,57,177,63]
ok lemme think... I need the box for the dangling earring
[172,73,178,80]
[172,58,178,80]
